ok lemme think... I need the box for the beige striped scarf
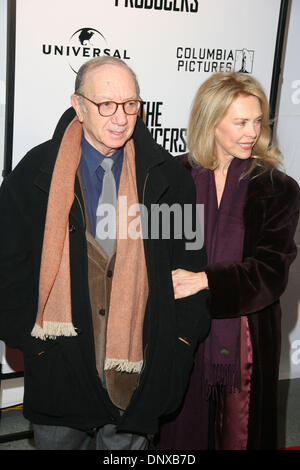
[31,116,148,374]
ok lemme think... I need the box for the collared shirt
[79,133,124,237]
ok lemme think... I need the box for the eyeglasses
[77,93,142,117]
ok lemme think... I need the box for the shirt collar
[80,132,124,173]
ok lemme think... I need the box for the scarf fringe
[204,363,241,399]
[104,358,143,374]
[31,321,78,340]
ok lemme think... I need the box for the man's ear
[71,94,84,122]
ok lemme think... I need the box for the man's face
[71,64,138,156]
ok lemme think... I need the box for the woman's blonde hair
[187,72,282,173]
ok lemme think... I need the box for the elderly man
[0,57,210,450]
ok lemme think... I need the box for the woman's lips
[239,142,254,150]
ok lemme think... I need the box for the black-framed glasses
[77,93,142,117]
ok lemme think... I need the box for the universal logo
[42,27,131,73]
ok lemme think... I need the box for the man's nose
[111,104,128,124]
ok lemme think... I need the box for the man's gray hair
[74,56,140,97]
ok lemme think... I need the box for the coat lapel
[34,168,85,229]
[133,118,169,207]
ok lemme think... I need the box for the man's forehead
[84,64,136,92]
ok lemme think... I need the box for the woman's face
[214,94,263,165]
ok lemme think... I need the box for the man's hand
[172,269,209,299]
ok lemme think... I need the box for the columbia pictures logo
[234,48,254,73]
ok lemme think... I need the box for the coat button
[98,308,106,316]
[69,224,76,232]
[107,270,113,278]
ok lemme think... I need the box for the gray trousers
[33,422,149,450]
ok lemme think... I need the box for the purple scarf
[192,157,250,396]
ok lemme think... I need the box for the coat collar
[34,107,78,192]
[34,110,170,222]
[133,117,169,206]
[34,110,84,228]
[246,165,283,202]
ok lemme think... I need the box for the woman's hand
[172,269,209,299]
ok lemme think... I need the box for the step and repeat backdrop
[12,0,281,165]
[1,0,299,407]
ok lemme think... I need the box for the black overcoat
[205,165,299,448]
[178,155,299,449]
[0,109,210,434]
